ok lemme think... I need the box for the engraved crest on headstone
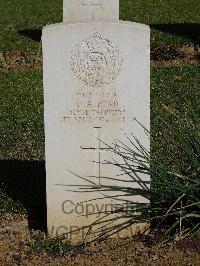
[70,32,123,88]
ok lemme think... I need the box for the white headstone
[43,1,150,241]
[63,0,119,22]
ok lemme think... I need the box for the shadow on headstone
[18,29,42,42]
[0,160,47,232]
[150,23,200,48]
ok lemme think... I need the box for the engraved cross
[81,126,113,185]
[81,0,102,20]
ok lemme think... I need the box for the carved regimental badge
[70,32,123,88]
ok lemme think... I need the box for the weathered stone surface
[42,21,150,240]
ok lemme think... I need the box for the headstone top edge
[42,20,150,32]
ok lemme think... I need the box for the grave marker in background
[63,0,119,22]
[43,0,150,240]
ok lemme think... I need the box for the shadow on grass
[18,24,200,49]
[151,23,200,47]
[0,160,47,232]
[18,29,42,42]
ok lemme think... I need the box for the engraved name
[62,92,126,123]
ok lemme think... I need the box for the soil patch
[0,50,42,72]
[151,45,199,66]
[1,214,200,265]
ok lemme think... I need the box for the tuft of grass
[79,110,200,242]
[32,237,78,256]
[151,110,200,241]
[0,189,24,214]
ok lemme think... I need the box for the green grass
[0,0,62,52]
[0,0,199,52]
[90,110,200,242]
[151,65,200,166]
[33,237,76,256]
[121,0,200,45]
[121,0,200,24]
[0,70,44,160]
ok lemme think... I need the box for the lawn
[0,0,199,52]
[0,70,44,160]
[151,65,200,164]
